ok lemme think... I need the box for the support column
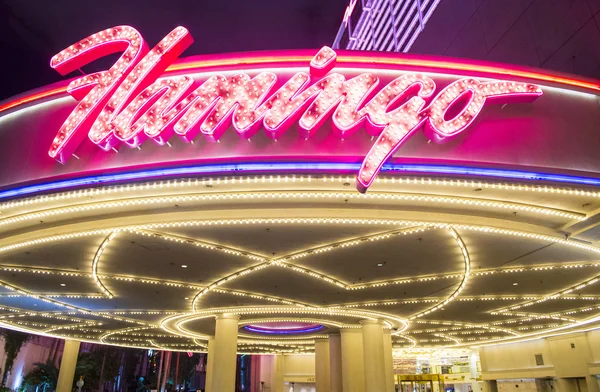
[174,352,180,391]
[340,329,365,392]
[156,351,164,392]
[205,337,216,392]
[315,338,331,392]
[211,314,240,392]
[250,355,261,392]
[56,340,81,392]
[382,330,394,392]
[329,334,343,392]
[161,351,172,392]
[273,354,285,392]
[360,321,386,392]
[587,376,600,392]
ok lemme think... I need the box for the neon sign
[49,26,542,192]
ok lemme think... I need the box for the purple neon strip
[243,325,325,335]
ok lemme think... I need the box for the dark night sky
[0,0,347,101]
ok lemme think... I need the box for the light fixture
[181,265,188,268]
[377,263,385,267]
[185,297,190,300]
[513,283,519,286]
[60,283,66,287]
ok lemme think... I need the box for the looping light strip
[492,274,600,314]
[192,263,270,312]
[409,320,520,337]
[191,226,433,312]
[92,232,117,298]
[1,217,599,348]
[212,288,311,308]
[100,326,152,344]
[408,228,471,320]
[130,228,268,262]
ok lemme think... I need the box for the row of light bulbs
[0,190,584,231]
[493,275,600,314]
[92,233,116,298]
[0,220,596,350]
[2,175,598,213]
[409,229,471,320]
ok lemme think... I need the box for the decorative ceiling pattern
[1,174,600,353]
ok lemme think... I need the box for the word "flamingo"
[49,26,542,192]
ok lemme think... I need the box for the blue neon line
[1,162,599,200]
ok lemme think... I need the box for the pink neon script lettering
[49,26,543,192]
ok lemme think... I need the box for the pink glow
[48,26,543,192]
[90,27,193,151]
[49,26,149,163]
[310,46,337,77]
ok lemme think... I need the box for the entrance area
[398,375,444,392]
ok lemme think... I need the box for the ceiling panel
[294,228,464,284]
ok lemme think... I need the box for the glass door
[399,381,433,392]
[400,381,413,392]
[416,381,433,392]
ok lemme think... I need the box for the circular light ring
[161,307,405,341]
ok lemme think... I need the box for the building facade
[334,0,600,79]
[333,0,442,52]
[1,15,600,392]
